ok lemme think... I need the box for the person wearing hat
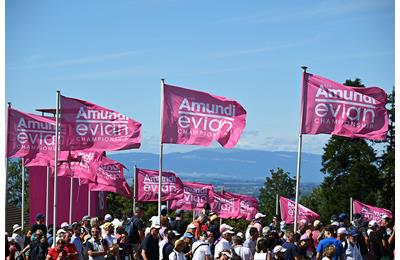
[298,233,314,259]
[56,228,66,244]
[180,232,194,259]
[214,225,235,259]
[208,214,221,245]
[169,239,186,260]
[375,215,393,259]
[253,213,266,236]
[28,213,47,241]
[100,214,113,237]
[102,222,119,259]
[272,245,287,259]
[81,215,91,236]
[316,226,344,260]
[312,220,324,248]
[141,223,161,260]
[11,224,25,250]
[124,206,146,256]
[344,229,362,260]
[216,249,232,260]
[63,231,79,260]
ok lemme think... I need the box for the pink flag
[213,192,241,219]
[162,84,247,148]
[280,196,319,224]
[81,157,132,199]
[353,200,392,222]
[169,182,214,211]
[301,73,388,140]
[135,168,184,202]
[60,95,142,152]
[7,107,56,160]
[223,191,258,220]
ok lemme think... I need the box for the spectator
[11,224,24,251]
[269,215,281,233]
[192,232,212,260]
[161,230,176,260]
[63,231,78,260]
[316,226,343,260]
[272,245,287,260]
[244,227,258,256]
[282,230,300,260]
[29,213,47,241]
[117,232,133,260]
[171,210,189,237]
[141,223,161,260]
[81,216,92,235]
[215,225,235,259]
[344,229,362,260]
[125,206,146,256]
[46,238,68,260]
[71,226,84,260]
[169,239,186,260]
[87,226,107,260]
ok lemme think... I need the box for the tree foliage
[258,168,295,223]
[7,159,29,211]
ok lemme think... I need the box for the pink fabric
[88,157,132,199]
[169,182,214,210]
[135,168,184,202]
[57,151,104,182]
[223,191,258,220]
[60,95,142,151]
[162,84,247,148]
[279,196,319,224]
[29,166,106,226]
[353,200,392,222]
[301,73,388,140]
[7,108,56,160]
[212,192,241,219]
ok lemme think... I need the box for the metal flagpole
[294,66,308,232]
[220,186,224,227]
[133,165,137,213]
[69,175,73,224]
[88,187,91,216]
[158,78,165,224]
[53,90,61,247]
[5,103,11,227]
[276,194,279,216]
[21,158,25,230]
[45,166,50,227]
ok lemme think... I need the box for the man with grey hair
[232,235,253,260]
[214,225,235,259]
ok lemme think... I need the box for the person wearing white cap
[214,225,235,259]
[11,224,25,250]
[253,213,266,236]
[272,245,287,259]
[100,214,113,237]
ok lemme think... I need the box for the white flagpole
[276,194,279,216]
[69,175,73,224]
[21,158,25,230]
[6,103,11,226]
[294,66,308,232]
[158,78,165,223]
[45,166,50,227]
[88,187,91,216]
[53,90,61,247]
[133,165,137,213]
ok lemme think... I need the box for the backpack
[123,217,140,243]
[230,248,242,260]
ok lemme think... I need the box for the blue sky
[5,0,394,155]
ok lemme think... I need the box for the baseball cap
[339,213,348,221]
[56,229,66,235]
[36,213,45,220]
[331,221,340,227]
[368,220,378,227]
[60,222,69,228]
[330,214,338,222]
[349,229,359,237]
[104,214,113,221]
[82,215,90,221]
[273,245,287,254]
[181,232,194,239]
[237,232,244,238]
[255,212,266,219]
[172,230,180,236]
[313,220,322,228]
[187,223,196,229]
[150,223,161,230]
[337,227,348,235]
[220,223,234,233]
[221,250,232,258]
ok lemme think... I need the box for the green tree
[376,87,395,212]
[258,168,295,223]
[7,159,29,211]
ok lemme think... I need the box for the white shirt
[192,240,211,260]
[234,246,254,260]
[254,252,267,260]
[169,250,186,260]
[159,239,168,260]
[12,233,25,250]
[214,238,232,259]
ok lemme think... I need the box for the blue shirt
[317,237,343,260]
[282,241,299,260]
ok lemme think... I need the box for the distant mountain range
[109,149,324,197]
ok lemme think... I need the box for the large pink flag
[301,73,388,140]
[87,157,132,199]
[60,95,142,152]
[223,191,258,220]
[353,200,392,222]
[169,182,214,211]
[7,107,56,160]
[162,84,247,148]
[57,151,104,182]
[213,192,241,219]
[135,168,184,202]
[280,196,319,224]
